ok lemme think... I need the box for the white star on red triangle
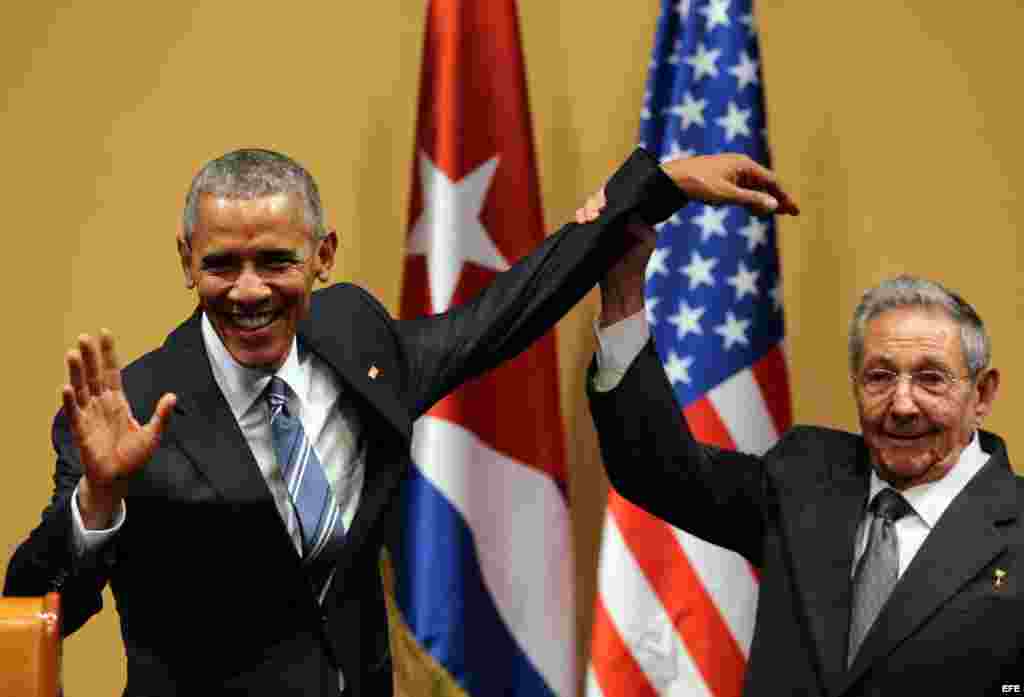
[407,151,508,312]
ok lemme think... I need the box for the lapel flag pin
[368,365,380,380]
[994,568,1007,590]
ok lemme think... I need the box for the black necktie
[847,488,913,666]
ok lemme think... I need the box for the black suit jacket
[589,342,1024,696]
[4,150,686,696]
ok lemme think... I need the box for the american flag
[587,1,792,696]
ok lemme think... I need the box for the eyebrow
[200,251,237,266]
[866,354,953,371]
[200,249,303,265]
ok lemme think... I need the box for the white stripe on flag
[584,666,606,697]
[671,529,758,658]
[412,415,575,697]
[596,511,715,697]
[707,367,779,455]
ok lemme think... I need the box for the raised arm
[4,330,175,634]
[396,149,797,416]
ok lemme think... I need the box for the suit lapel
[161,311,278,510]
[297,313,411,441]
[781,441,869,696]
[839,434,1017,693]
[297,313,413,595]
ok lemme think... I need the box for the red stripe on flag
[683,396,737,450]
[750,345,793,435]
[684,391,764,583]
[589,594,659,697]
[610,492,747,697]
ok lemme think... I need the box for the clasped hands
[581,152,800,327]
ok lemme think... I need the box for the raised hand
[575,152,799,224]
[576,152,798,327]
[660,152,799,216]
[62,330,176,528]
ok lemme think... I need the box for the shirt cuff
[592,311,650,392]
[71,483,126,558]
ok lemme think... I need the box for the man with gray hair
[582,196,1021,696]
[4,146,796,696]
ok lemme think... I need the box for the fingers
[574,187,607,224]
[734,157,800,216]
[143,393,177,441]
[66,349,88,409]
[590,188,607,217]
[99,329,124,392]
[723,182,779,217]
[66,330,123,407]
[61,385,78,418]
[79,334,103,397]
[736,156,776,185]
[768,183,800,216]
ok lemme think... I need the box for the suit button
[321,613,329,624]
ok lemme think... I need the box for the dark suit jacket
[589,342,1024,696]
[4,150,686,696]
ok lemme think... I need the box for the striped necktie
[266,376,345,595]
[847,487,913,666]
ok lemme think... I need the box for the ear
[176,231,195,289]
[314,229,338,282]
[973,367,1000,423]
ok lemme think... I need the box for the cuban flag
[587,1,792,696]
[391,1,575,696]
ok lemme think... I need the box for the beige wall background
[2,1,1021,694]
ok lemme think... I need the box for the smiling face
[178,192,337,371]
[854,306,999,489]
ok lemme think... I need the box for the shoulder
[773,424,863,455]
[310,282,394,325]
[763,424,867,484]
[979,430,1024,493]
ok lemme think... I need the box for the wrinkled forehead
[862,305,965,369]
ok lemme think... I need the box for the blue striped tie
[266,376,345,594]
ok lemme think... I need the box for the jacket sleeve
[3,408,113,636]
[392,147,689,417]
[588,340,775,567]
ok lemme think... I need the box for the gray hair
[848,275,991,379]
[182,149,326,244]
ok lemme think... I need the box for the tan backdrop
[2,1,1021,695]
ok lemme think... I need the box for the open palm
[63,331,175,491]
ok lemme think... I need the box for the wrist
[77,479,121,530]
[599,287,644,328]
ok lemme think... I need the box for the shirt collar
[867,431,989,529]
[201,313,308,420]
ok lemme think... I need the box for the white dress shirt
[593,310,992,579]
[855,433,988,578]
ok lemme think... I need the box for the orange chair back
[0,593,61,697]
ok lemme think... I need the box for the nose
[889,377,921,419]
[228,266,272,304]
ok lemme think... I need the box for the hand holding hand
[62,330,176,528]
[575,152,798,327]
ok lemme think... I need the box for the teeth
[232,312,275,330]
